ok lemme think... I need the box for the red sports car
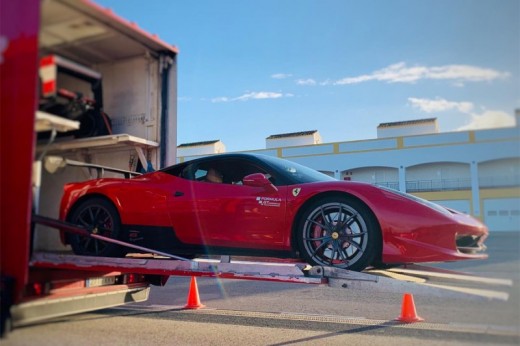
[59,153,488,271]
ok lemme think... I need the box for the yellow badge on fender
[292,188,301,197]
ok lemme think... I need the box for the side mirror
[243,173,278,192]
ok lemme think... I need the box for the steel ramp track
[30,253,325,284]
[30,253,512,301]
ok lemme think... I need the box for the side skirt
[120,225,295,259]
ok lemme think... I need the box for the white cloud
[408,97,516,131]
[408,97,474,113]
[457,110,516,131]
[334,62,509,85]
[211,91,292,103]
[296,78,317,86]
[235,91,283,101]
[271,73,292,79]
[319,79,332,86]
[211,97,229,103]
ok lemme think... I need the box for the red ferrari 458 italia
[59,153,488,271]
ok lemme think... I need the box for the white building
[177,140,226,157]
[266,130,322,148]
[377,118,439,138]
[177,120,520,232]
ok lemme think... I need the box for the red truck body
[0,0,40,302]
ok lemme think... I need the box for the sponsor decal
[292,188,301,197]
[256,196,281,207]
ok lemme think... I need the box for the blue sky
[97,0,519,152]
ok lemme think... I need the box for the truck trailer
[0,0,178,334]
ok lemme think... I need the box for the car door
[167,158,288,250]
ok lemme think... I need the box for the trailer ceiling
[40,0,178,66]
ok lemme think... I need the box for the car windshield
[260,155,336,184]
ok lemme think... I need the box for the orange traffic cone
[396,293,424,323]
[184,276,205,309]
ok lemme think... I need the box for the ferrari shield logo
[292,188,301,197]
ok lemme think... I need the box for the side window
[173,158,277,185]
[226,160,275,185]
[161,164,187,177]
[194,168,209,181]
[181,163,224,183]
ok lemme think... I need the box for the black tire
[67,198,125,257]
[296,196,381,271]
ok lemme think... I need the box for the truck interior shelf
[36,133,159,154]
[35,111,80,133]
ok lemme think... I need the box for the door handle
[174,191,184,197]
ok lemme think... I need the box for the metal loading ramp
[30,253,512,302]
[322,265,512,301]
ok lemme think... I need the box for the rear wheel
[296,196,381,271]
[68,198,125,257]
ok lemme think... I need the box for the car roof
[165,153,272,170]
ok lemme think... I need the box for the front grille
[456,235,487,254]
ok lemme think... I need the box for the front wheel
[67,197,125,257]
[296,196,381,271]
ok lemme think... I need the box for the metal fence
[478,175,520,189]
[375,175,520,192]
[405,178,472,192]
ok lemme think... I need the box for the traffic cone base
[396,293,424,323]
[184,276,205,309]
